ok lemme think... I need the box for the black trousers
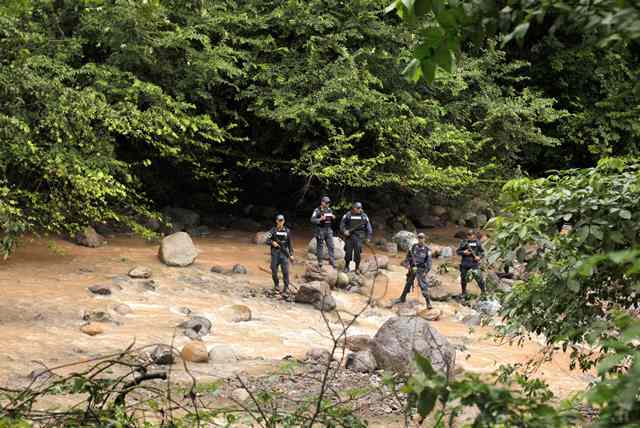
[271,251,290,290]
[344,235,364,268]
[315,228,335,266]
[400,267,430,302]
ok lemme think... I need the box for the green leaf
[433,44,454,72]
[414,352,437,377]
[402,58,423,82]
[414,0,432,16]
[422,59,437,83]
[417,388,438,417]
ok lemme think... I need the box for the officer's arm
[426,249,433,271]
[456,241,467,256]
[365,215,373,239]
[287,230,294,255]
[339,214,348,234]
[265,229,274,246]
[476,241,485,258]
[310,209,321,225]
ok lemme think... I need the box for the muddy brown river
[0,228,590,401]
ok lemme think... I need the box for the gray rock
[178,316,212,339]
[88,283,121,296]
[338,335,372,352]
[474,299,502,316]
[208,345,239,363]
[252,231,270,245]
[359,255,389,272]
[151,345,176,365]
[128,266,152,279]
[346,350,377,373]
[231,264,248,274]
[231,388,251,403]
[210,265,225,274]
[313,294,336,312]
[305,348,332,363]
[163,207,200,228]
[295,281,331,304]
[370,316,456,379]
[75,226,107,248]
[392,231,417,252]
[384,242,398,255]
[159,232,198,267]
[335,272,350,288]
[303,264,338,288]
[307,237,346,260]
[431,205,448,217]
[113,304,132,316]
[462,313,482,327]
[82,310,113,323]
[187,225,210,237]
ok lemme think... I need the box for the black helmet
[321,196,330,203]
[352,201,363,209]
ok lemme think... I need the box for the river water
[0,229,590,399]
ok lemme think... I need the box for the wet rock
[338,335,372,352]
[88,283,121,296]
[231,388,251,403]
[75,226,107,248]
[384,242,398,255]
[82,310,113,323]
[303,264,338,288]
[487,272,515,293]
[359,255,389,273]
[346,350,377,373]
[181,341,209,363]
[231,264,248,275]
[313,294,336,312]
[335,272,350,289]
[206,266,223,276]
[151,345,176,365]
[208,345,239,363]
[392,231,417,252]
[163,207,200,228]
[417,308,442,322]
[81,323,105,336]
[128,266,152,279]
[463,313,482,327]
[186,225,210,237]
[305,348,332,363]
[431,205,448,217]
[295,281,331,305]
[178,316,212,339]
[113,304,132,316]
[229,305,252,322]
[474,299,502,316]
[307,237,346,260]
[371,316,456,379]
[252,231,270,245]
[159,232,198,267]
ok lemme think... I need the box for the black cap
[321,196,330,203]
[276,214,285,221]
[352,201,363,209]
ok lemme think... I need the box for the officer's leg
[418,270,432,309]
[281,254,290,293]
[473,269,486,294]
[460,266,468,296]
[399,271,415,302]
[316,233,324,266]
[344,237,353,271]
[326,229,336,267]
[353,237,363,271]
[271,253,280,289]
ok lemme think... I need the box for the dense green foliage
[1,0,637,255]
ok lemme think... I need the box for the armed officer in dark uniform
[339,202,372,273]
[310,196,336,268]
[456,229,486,297]
[395,232,433,309]
[266,214,294,293]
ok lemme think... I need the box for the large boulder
[412,214,445,229]
[178,316,212,340]
[313,294,336,312]
[163,207,200,228]
[359,255,389,273]
[392,231,417,252]
[159,232,198,267]
[303,264,338,288]
[338,335,372,352]
[346,350,377,373]
[370,316,456,379]
[181,341,209,363]
[75,226,107,248]
[295,281,331,304]
[307,237,346,260]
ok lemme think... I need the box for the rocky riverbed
[0,227,592,424]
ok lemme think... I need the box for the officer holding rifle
[339,202,372,273]
[266,214,294,293]
[456,229,486,297]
